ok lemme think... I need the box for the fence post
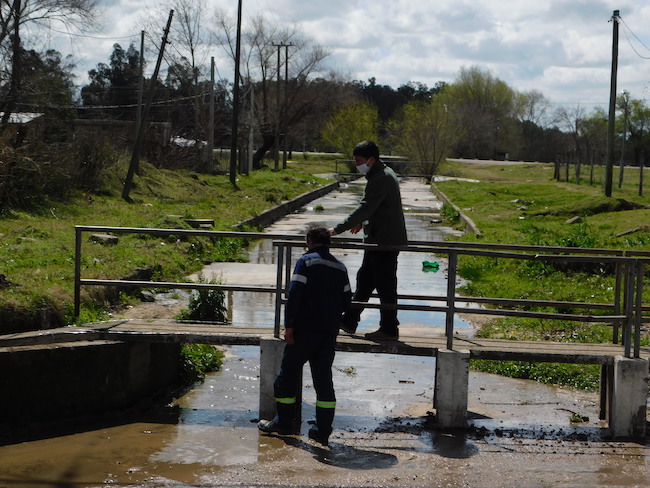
[74,227,82,318]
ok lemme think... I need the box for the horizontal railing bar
[76,226,648,261]
[275,240,643,264]
[396,293,616,311]
[75,225,305,241]
[459,307,626,322]
[79,279,277,294]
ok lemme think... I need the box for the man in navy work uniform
[258,224,351,446]
[330,140,407,341]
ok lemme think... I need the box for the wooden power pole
[605,9,620,198]
[229,0,243,187]
[122,10,174,202]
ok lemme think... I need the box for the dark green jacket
[334,160,407,246]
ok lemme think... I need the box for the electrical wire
[619,16,650,60]
[46,26,139,41]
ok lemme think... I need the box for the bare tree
[213,10,350,169]
[554,104,587,184]
[519,89,551,128]
[140,0,211,142]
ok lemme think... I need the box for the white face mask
[356,163,371,174]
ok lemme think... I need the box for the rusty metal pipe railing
[74,226,647,358]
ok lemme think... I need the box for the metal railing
[74,226,648,358]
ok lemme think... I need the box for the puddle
[1,345,648,488]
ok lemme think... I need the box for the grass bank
[0,153,340,331]
[436,160,650,390]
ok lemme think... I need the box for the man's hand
[349,223,362,234]
[328,228,337,236]
[284,327,295,344]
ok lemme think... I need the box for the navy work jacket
[284,246,352,335]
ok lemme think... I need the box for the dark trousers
[274,333,337,431]
[342,250,400,334]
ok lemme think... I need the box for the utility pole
[248,83,254,175]
[208,57,215,173]
[136,30,144,136]
[122,10,174,202]
[229,0,243,187]
[605,9,620,198]
[273,44,281,171]
[618,89,629,188]
[282,43,292,169]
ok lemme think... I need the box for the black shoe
[364,329,399,341]
[308,426,330,446]
[340,322,357,335]
[258,418,292,435]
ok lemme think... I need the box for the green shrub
[176,274,227,322]
[180,344,224,384]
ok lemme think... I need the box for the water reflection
[227,178,472,333]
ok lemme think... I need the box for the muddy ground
[93,300,650,488]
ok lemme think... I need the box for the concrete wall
[237,182,340,229]
[0,340,181,426]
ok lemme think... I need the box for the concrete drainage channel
[0,177,648,488]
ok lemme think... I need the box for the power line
[619,16,650,60]
[46,26,139,41]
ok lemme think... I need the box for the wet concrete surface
[1,345,648,488]
[197,177,473,334]
[1,177,648,487]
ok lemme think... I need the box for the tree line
[1,0,648,197]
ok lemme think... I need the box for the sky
[47,0,650,111]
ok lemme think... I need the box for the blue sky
[48,0,650,110]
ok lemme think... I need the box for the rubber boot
[309,406,334,446]
[258,400,295,435]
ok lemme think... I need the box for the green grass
[437,160,650,389]
[0,155,336,330]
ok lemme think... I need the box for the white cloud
[43,0,650,107]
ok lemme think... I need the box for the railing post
[274,243,285,338]
[613,262,622,344]
[74,226,82,319]
[284,245,292,296]
[634,260,643,359]
[623,261,636,358]
[445,251,458,350]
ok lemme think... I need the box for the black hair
[306,223,331,246]
[352,140,380,160]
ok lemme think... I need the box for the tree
[214,11,351,169]
[81,43,141,119]
[554,104,587,183]
[626,97,650,167]
[0,0,98,126]
[445,66,520,159]
[320,101,379,157]
[578,108,608,185]
[141,0,210,142]
[387,95,454,175]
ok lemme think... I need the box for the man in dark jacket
[330,140,407,340]
[258,224,351,446]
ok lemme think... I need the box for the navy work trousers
[342,249,400,334]
[274,332,337,406]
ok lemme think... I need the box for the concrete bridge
[1,225,648,439]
